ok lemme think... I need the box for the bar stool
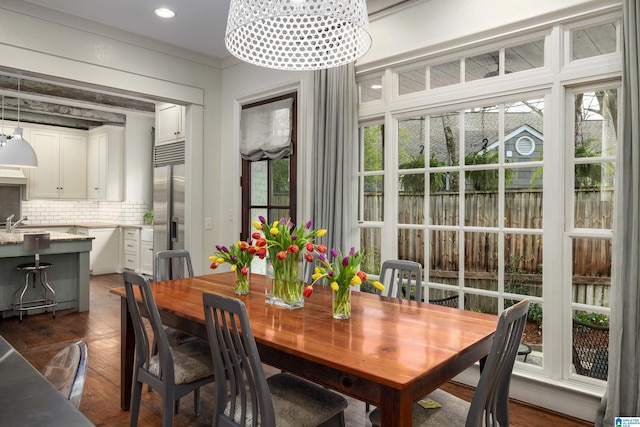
[13,233,57,321]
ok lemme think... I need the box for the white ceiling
[21,0,404,60]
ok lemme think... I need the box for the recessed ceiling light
[155,8,176,19]
[371,84,383,90]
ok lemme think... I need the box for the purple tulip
[330,248,339,258]
[221,246,229,253]
[349,247,355,255]
[342,256,349,267]
[231,255,237,261]
[258,215,266,223]
[318,254,327,262]
[328,271,335,277]
[305,220,312,229]
[215,245,222,251]
[292,234,298,241]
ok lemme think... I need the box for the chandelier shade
[225,0,372,71]
[0,127,38,168]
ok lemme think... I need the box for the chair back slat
[379,260,423,302]
[203,292,276,426]
[123,272,173,383]
[466,299,529,427]
[155,249,194,282]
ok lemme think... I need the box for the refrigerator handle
[170,217,179,243]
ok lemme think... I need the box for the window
[356,12,621,392]
[241,93,297,241]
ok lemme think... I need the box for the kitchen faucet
[5,214,28,232]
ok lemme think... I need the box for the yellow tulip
[208,255,216,261]
[251,220,262,230]
[231,264,237,271]
[270,227,279,235]
[312,273,322,281]
[373,281,385,291]
[351,276,362,285]
[272,220,279,227]
[316,229,327,237]
[217,257,225,264]
[315,267,321,274]
[330,282,339,292]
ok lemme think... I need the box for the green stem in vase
[235,269,250,294]
[272,254,303,304]
[332,287,351,319]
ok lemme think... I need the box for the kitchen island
[0,230,93,319]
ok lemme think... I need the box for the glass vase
[265,254,304,309]
[332,286,352,319]
[234,267,250,295]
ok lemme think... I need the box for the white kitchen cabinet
[140,241,154,276]
[28,128,87,199]
[75,226,120,275]
[122,227,141,273]
[87,125,124,201]
[156,103,185,144]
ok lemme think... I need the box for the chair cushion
[148,339,213,385]
[369,388,469,427]
[268,372,348,426]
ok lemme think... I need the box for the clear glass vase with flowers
[305,247,384,319]
[252,216,326,309]
[209,239,264,294]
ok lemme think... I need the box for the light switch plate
[204,217,213,229]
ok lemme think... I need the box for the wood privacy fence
[363,189,612,307]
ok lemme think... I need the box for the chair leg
[163,389,176,427]
[129,379,143,427]
[193,387,201,415]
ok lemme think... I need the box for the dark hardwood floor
[0,273,591,427]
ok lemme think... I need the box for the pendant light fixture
[225,0,372,71]
[0,78,38,168]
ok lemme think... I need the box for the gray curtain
[596,0,640,424]
[311,63,358,253]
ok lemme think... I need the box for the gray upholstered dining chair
[41,340,88,409]
[155,249,194,282]
[369,299,530,427]
[203,291,348,427]
[124,271,214,427]
[378,260,423,302]
[152,250,198,351]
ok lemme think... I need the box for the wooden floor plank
[0,273,590,427]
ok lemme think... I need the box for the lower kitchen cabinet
[75,227,120,275]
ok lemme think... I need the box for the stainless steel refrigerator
[153,141,186,256]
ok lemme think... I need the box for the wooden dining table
[110,272,498,427]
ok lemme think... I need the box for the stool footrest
[12,299,57,312]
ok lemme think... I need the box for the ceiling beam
[0,75,155,113]
[1,97,126,125]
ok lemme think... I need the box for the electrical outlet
[204,217,213,229]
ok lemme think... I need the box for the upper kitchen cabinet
[87,125,124,201]
[156,103,185,144]
[28,128,87,199]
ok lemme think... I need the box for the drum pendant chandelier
[225,0,372,71]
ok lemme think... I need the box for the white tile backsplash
[22,200,151,225]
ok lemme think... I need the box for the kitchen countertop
[0,230,93,246]
[15,223,121,229]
